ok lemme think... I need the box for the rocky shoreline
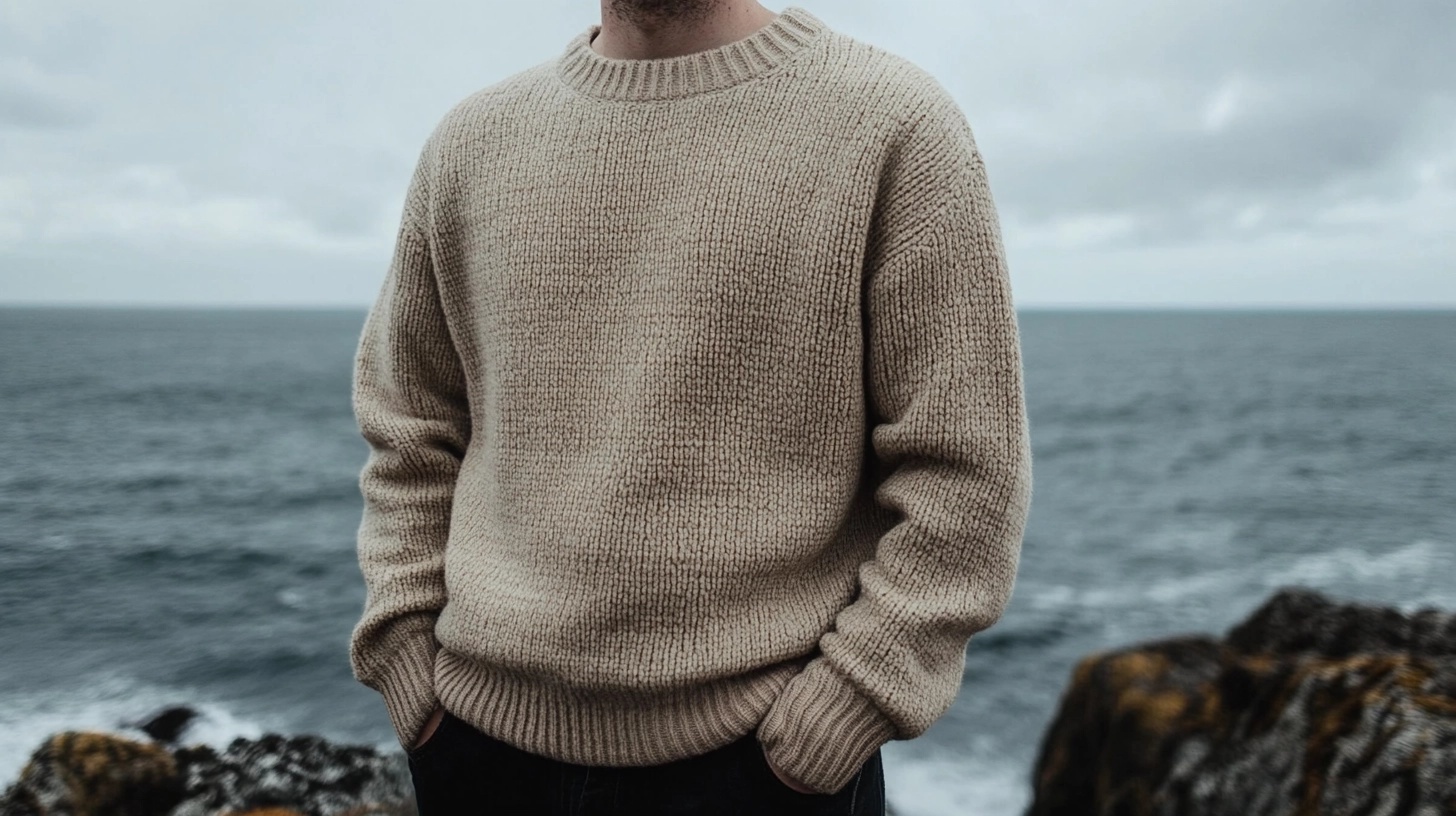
[1027,587,1456,815]
[4,586,1452,815]
[0,708,416,816]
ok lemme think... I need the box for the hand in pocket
[761,744,818,794]
[412,705,447,752]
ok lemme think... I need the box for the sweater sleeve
[754,88,1034,795]
[347,136,471,753]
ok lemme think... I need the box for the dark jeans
[407,709,885,816]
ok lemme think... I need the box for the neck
[592,0,781,60]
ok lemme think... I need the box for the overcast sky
[1,0,1452,308]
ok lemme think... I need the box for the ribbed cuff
[754,656,898,795]
[370,629,442,752]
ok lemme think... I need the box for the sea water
[1,306,1452,815]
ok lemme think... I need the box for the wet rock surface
[1027,586,1456,815]
[15,586,1447,815]
[0,707,894,815]
[0,707,415,816]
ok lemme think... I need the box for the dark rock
[1026,586,1456,816]
[0,723,415,816]
[0,730,185,816]
[128,705,203,745]
[1226,586,1456,658]
[169,733,413,816]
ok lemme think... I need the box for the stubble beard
[608,0,721,29]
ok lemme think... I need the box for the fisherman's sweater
[348,5,1033,796]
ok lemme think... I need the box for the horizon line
[1,301,1453,313]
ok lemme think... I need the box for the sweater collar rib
[556,6,826,102]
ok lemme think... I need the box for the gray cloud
[0,85,85,129]
[956,0,1456,251]
[0,56,92,129]
[0,0,1451,306]
[998,95,1419,216]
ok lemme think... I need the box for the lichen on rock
[0,707,416,816]
[1028,586,1456,815]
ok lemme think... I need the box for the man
[348,0,1033,813]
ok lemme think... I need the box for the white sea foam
[0,672,269,785]
[883,744,1031,816]
[1259,538,1456,606]
[1025,535,1455,615]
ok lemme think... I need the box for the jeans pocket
[752,737,836,797]
[847,751,884,815]
[406,710,454,763]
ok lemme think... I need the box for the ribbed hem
[754,656,898,795]
[555,6,827,101]
[369,629,441,752]
[434,647,817,766]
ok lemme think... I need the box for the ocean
[1,306,1452,815]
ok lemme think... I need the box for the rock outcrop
[0,708,896,815]
[1027,586,1456,815]
[0,707,415,816]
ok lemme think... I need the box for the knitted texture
[348,5,1033,797]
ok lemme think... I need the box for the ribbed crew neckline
[556,6,826,102]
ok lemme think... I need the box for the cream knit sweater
[348,5,1032,796]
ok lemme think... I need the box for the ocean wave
[882,745,1030,816]
[0,674,270,785]
[1019,537,1456,617]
